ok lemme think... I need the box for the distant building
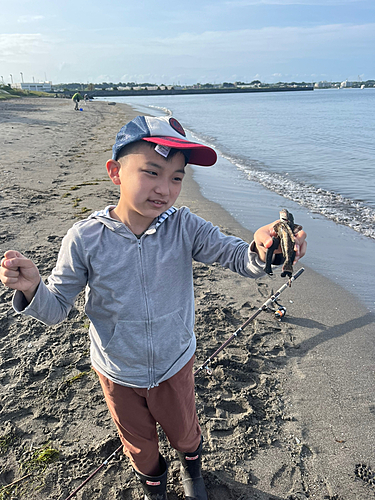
[314,81,331,89]
[340,80,352,88]
[236,84,257,89]
[12,81,52,91]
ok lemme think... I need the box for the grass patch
[72,197,81,207]
[20,444,59,473]
[0,432,16,454]
[0,443,59,499]
[65,371,91,384]
[0,93,20,101]
[0,474,31,499]
[0,86,53,100]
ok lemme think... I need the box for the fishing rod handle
[270,267,305,302]
[292,267,305,280]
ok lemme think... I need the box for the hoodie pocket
[103,319,148,375]
[151,310,193,370]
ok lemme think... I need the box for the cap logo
[146,480,161,486]
[169,117,186,137]
[155,144,171,158]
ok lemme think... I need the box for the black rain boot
[134,454,168,500]
[177,437,208,500]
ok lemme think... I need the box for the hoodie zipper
[137,237,155,388]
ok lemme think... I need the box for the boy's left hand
[254,221,307,263]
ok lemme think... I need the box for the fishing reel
[274,300,287,320]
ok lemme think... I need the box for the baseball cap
[112,115,217,166]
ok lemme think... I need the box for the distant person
[72,92,82,110]
[84,94,89,105]
[0,115,307,499]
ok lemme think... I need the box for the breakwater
[59,86,314,98]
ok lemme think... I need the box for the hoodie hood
[88,205,178,235]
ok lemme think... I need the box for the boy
[0,115,306,500]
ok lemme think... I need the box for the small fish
[264,209,302,282]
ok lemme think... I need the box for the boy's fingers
[296,240,307,262]
[3,250,22,260]
[264,238,276,249]
[2,267,20,277]
[294,230,307,250]
[2,258,20,270]
[293,244,301,263]
[2,255,30,270]
[2,251,24,269]
[256,221,278,244]
[293,231,307,263]
[2,277,18,287]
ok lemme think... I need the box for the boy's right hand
[0,250,40,301]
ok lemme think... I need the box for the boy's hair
[117,140,191,166]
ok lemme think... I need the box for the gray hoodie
[14,206,268,389]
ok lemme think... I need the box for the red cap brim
[143,136,217,166]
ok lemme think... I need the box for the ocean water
[100,90,375,311]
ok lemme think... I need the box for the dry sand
[0,98,374,500]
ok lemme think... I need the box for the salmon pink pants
[95,356,201,476]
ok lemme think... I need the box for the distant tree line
[45,79,375,93]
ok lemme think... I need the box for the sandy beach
[1,98,374,500]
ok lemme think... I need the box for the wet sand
[0,98,374,499]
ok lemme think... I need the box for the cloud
[51,21,373,82]
[17,15,45,23]
[0,34,51,62]
[148,22,375,57]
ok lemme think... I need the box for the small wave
[179,119,375,240]
[221,152,375,239]
[146,104,173,117]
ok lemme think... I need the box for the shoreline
[1,98,374,500]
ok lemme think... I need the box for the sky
[0,0,374,86]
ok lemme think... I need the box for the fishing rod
[63,444,123,500]
[194,267,305,377]
[63,267,304,499]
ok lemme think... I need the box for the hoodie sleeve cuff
[13,290,33,313]
[13,281,48,318]
[249,240,267,270]
[248,240,283,271]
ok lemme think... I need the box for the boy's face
[106,142,186,231]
